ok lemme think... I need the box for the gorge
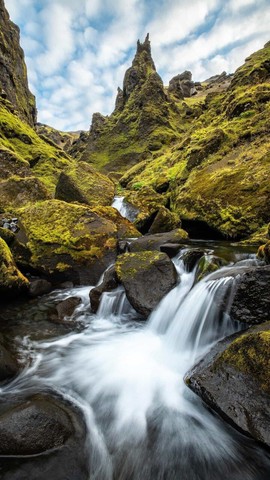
[0,0,270,478]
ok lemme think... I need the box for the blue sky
[5,0,270,131]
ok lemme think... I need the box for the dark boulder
[0,341,18,382]
[185,322,270,448]
[29,279,52,297]
[0,391,89,479]
[229,265,270,324]
[56,296,82,321]
[90,266,118,313]
[115,251,177,317]
[160,243,182,258]
[129,228,188,253]
[181,249,205,272]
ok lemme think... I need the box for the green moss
[17,200,140,275]
[115,250,164,281]
[0,237,29,294]
[216,329,270,393]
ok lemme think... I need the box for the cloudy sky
[5,0,270,131]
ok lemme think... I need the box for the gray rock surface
[115,251,177,317]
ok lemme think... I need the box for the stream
[0,241,270,479]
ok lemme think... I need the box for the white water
[112,196,138,222]
[1,250,269,479]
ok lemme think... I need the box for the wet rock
[115,251,177,317]
[29,279,52,297]
[129,229,188,253]
[185,322,270,448]
[181,249,205,272]
[0,343,18,382]
[229,265,270,324]
[55,297,81,321]
[160,243,182,258]
[0,391,89,479]
[196,254,227,281]
[90,266,119,313]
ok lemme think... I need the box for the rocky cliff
[0,0,36,125]
[72,34,182,175]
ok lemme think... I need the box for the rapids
[1,247,270,479]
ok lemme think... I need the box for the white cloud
[4,0,270,130]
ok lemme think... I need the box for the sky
[5,0,270,132]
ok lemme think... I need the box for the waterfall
[112,196,138,222]
[1,247,269,479]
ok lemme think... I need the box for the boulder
[115,251,177,317]
[0,176,50,211]
[148,207,180,234]
[29,279,52,297]
[129,229,188,253]
[55,297,82,321]
[0,342,18,382]
[185,322,270,448]
[0,391,89,479]
[0,237,29,298]
[196,254,227,281]
[16,200,140,285]
[55,162,115,207]
[90,265,118,313]
[228,265,270,324]
[181,249,205,272]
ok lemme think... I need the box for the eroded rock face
[0,391,89,480]
[186,322,270,448]
[0,0,36,125]
[115,251,177,317]
[168,71,195,98]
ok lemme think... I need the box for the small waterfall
[1,246,269,480]
[112,196,138,222]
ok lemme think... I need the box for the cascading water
[1,248,270,479]
[112,196,138,222]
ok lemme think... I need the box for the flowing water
[0,247,270,479]
[112,196,138,222]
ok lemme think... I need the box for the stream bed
[0,242,269,479]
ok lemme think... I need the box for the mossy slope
[117,41,270,239]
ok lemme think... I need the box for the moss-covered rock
[55,162,115,207]
[115,250,177,317]
[148,206,180,234]
[0,176,50,211]
[16,200,140,285]
[196,254,227,281]
[186,322,270,448]
[0,237,29,297]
